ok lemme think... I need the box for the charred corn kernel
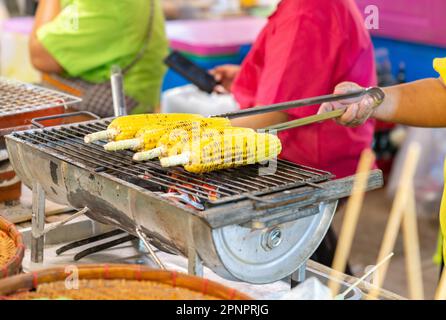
[159,128,282,173]
[131,118,232,160]
[84,113,204,143]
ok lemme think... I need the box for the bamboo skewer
[367,142,421,300]
[335,252,394,300]
[134,146,167,161]
[104,138,144,151]
[84,128,118,144]
[402,186,424,300]
[328,149,376,296]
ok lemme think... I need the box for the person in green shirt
[29,0,169,114]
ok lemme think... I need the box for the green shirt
[37,0,168,113]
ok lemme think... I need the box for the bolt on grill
[0,77,81,117]
[12,119,334,209]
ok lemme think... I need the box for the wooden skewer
[367,142,421,300]
[402,185,424,300]
[435,267,446,300]
[328,149,376,296]
[84,128,118,144]
[336,252,394,300]
[104,138,143,151]
[133,146,166,161]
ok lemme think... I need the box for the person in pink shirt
[212,0,377,271]
[213,0,377,179]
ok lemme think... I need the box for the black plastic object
[164,51,218,94]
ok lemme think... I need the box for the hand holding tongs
[213,87,385,132]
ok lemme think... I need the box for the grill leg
[31,182,45,263]
[188,248,203,277]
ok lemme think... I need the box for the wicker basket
[0,216,24,279]
[0,264,252,300]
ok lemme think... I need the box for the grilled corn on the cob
[84,113,204,143]
[104,117,231,152]
[132,125,251,162]
[159,128,282,173]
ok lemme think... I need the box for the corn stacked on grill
[84,113,204,143]
[104,117,231,152]
[160,128,282,174]
[84,114,283,174]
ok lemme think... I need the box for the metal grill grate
[12,120,334,209]
[0,77,81,116]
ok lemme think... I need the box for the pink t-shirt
[232,0,377,178]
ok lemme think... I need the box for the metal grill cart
[6,116,382,285]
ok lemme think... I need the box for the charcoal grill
[5,118,383,284]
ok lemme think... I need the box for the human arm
[230,111,289,129]
[319,78,446,128]
[29,0,63,73]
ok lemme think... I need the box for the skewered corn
[132,121,236,161]
[84,113,204,143]
[104,117,231,152]
[159,128,282,173]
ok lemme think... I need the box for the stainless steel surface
[136,227,165,269]
[111,68,127,117]
[5,119,384,283]
[40,207,89,237]
[188,247,204,277]
[20,217,116,247]
[292,263,307,283]
[214,87,385,120]
[0,77,81,117]
[31,182,45,263]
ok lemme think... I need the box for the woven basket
[0,216,24,279]
[0,264,252,300]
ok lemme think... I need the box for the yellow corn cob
[105,117,231,152]
[159,128,282,174]
[131,119,233,161]
[84,113,204,143]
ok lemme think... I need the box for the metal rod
[31,182,45,263]
[291,262,307,288]
[136,227,166,269]
[214,87,384,119]
[111,66,127,117]
[188,247,204,277]
[73,235,137,261]
[40,207,89,237]
[56,229,126,255]
[265,109,345,132]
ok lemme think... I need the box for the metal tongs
[214,87,385,132]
